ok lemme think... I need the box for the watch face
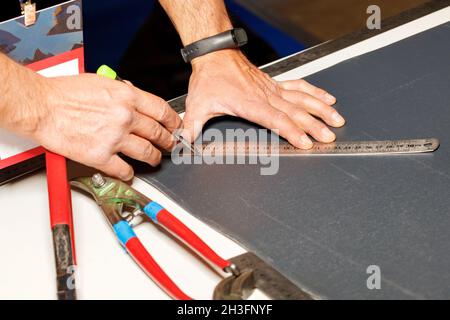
[233,28,248,46]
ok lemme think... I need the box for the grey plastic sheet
[137,22,450,299]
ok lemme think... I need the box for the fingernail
[300,135,313,149]
[325,93,336,104]
[121,171,134,181]
[331,111,345,125]
[322,127,336,141]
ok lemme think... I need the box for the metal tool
[172,138,439,156]
[172,131,202,156]
[71,174,310,300]
[71,174,234,300]
[214,252,312,300]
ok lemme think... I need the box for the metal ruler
[182,138,439,156]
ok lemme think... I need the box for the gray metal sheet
[137,22,450,299]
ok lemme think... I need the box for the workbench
[1,1,449,299]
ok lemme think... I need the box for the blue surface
[0,1,83,63]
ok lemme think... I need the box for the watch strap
[181,28,248,63]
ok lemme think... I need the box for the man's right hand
[26,73,181,181]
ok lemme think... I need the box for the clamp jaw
[71,174,148,226]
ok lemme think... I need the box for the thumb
[96,155,134,181]
[181,109,210,143]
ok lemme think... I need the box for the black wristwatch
[180,28,248,63]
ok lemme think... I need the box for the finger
[272,98,336,142]
[132,113,175,151]
[238,102,313,149]
[133,88,182,131]
[120,134,162,167]
[96,155,134,181]
[281,90,345,127]
[270,96,336,143]
[279,79,336,105]
[181,108,211,143]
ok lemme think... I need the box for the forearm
[159,0,233,45]
[0,53,47,138]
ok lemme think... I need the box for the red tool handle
[125,237,192,300]
[157,209,231,271]
[45,151,77,299]
[45,151,76,258]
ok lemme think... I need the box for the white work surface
[0,7,448,299]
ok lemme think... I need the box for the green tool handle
[97,64,123,81]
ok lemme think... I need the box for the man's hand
[183,50,345,148]
[0,54,181,181]
[35,74,182,180]
[159,0,345,148]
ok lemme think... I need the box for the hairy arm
[159,0,232,46]
[159,0,345,148]
[0,53,48,138]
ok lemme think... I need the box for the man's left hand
[183,50,345,149]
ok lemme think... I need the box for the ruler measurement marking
[187,138,439,156]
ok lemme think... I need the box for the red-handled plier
[70,173,239,300]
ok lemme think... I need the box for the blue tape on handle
[113,221,136,246]
[144,201,164,223]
